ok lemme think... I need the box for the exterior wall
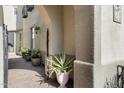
[94,5,102,88]
[16,6,23,53]
[44,6,64,55]
[75,5,94,63]
[3,6,16,31]
[63,6,75,56]
[16,6,23,30]
[101,6,124,64]
[74,60,93,88]
[74,6,94,88]
[36,5,51,62]
[23,5,64,62]
[22,6,42,49]
[94,5,124,87]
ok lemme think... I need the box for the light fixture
[26,5,34,12]
[35,26,40,34]
[22,5,28,18]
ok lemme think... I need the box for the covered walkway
[8,53,59,88]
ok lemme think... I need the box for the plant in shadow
[104,74,118,88]
[31,50,41,66]
[21,48,31,61]
[47,53,75,88]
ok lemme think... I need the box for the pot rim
[56,72,69,74]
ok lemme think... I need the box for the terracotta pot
[31,58,41,66]
[56,72,69,88]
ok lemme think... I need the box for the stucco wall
[101,6,124,65]
[3,6,16,31]
[63,6,75,56]
[44,6,64,55]
[75,6,94,63]
[22,6,42,49]
[2,5,23,31]
[94,5,124,88]
[23,5,64,62]
[74,60,93,88]
[16,6,23,30]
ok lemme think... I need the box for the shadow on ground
[8,57,73,88]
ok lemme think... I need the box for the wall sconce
[34,26,40,34]
[22,5,28,18]
[26,5,34,12]
[31,24,40,34]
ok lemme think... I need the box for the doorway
[46,28,49,57]
[8,32,15,53]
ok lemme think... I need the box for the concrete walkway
[8,53,59,88]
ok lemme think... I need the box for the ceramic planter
[25,56,31,61]
[31,58,41,66]
[56,72,69,88]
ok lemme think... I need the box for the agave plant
[47,53,75,78]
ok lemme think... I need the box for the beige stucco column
[74,5,94,88]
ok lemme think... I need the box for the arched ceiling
[36,5,51,27]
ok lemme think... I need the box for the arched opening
[1,5,76,88]
[5,5,67,88]
[1,5,94,88]
[7,5,55,88]
[46,28,49,56]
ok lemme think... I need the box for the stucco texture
[94,5,124,87]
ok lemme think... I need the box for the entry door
[46,28,49,56]
[8,32,15,53]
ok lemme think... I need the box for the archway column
[74,5,94,88]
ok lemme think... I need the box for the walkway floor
[8,53,73,88]
[8,53,58,88]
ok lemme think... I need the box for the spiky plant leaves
[47,53,75,78]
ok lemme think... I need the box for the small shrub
[31,50,41,58]
[21,48,31,58]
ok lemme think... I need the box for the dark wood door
[46,28,49,56]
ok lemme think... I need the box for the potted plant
[21,48,27,58]
[31,50,41,66]
[47,53,75,88]
[21,48,31,61]
[24,49,31,61]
